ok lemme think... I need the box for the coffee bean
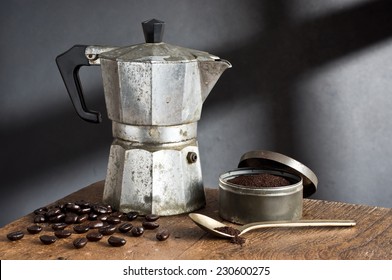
[142,221,159,230]
[131,226,144,237]
[40,235,57,245]
[97,214,109,221]
[76,213,89,224]
[73,237,88,249]
[106,205,113,214]
[58,203,67,212]
[110,212,124,219]
[88,212,98,221]
[48,213,65,223]
[106,216,121,225]
[118,223,133,233]
[65,203,81,213]
[64,212,78,224]
[145,214,160,221]
[73,224,90,234]
[126,211,139,221]
[108,236,126,247]
[156,229,170,241]
[75,200,90,208]
[88,220,104,229]
[54,230,72,238]
[34,214,46,223]
[98,225,117,235]
[33,207,48,215]
[79,207,91,214]
[92,205,109,214]
[27,225,42,234]
[52,223,68,231]
[46,208,62,217]
[7,230,24,241]
[86,232,103,242]
[88,212,98,220]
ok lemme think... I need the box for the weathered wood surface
[0,181,391,260]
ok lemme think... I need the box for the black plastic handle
[56,45,102,123]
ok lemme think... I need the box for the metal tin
[218,150,318,224]
[238,150,318,197]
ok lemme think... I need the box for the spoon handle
[240,220,356,236]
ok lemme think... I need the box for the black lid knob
[142,19,165,43]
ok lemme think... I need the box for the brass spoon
[189,213,356,238]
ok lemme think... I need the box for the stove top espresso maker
[56,19,231,215]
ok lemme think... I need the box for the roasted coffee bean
[86,232,103,242]
[142,221,159,230]
[98,225,117,236]
[92,205,109,214]
[40,235,57,245]
[52,223,68,231]
[79,207,91,214]
[75,200,90,208]
[145,214,160,222]
[106,216,121,225]
[88,212,98,220]
[54,230,72,238]
[27,225,43,234]
[156,229,170,241]
[73,224,90,234]
[76,213,89,224]
[48,213,65,223]
[118,223,133,233]
[126,211,139,221]
[34,214,46,223]
[110,212,124,219]
[88,220,104,229]
[73,237,88,249]
[46,208,62,217]
[7,230,24,241]
[58,203,66,212]
[33,207,48,215]
[97,214,109,221]
[108,236,126,247]
[65,203,81,213]
[131,226,144,237]
[64,212,78,224]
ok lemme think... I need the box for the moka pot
[56,19,231,215]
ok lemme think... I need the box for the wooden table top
[0,181,391,260]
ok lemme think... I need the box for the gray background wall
[1,0,392,226]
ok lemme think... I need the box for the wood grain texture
[0,181,390,260]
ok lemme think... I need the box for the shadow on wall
[207,0,392,153]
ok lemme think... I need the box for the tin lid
[238,150,318,197]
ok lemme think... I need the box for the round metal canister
[218,150,318,224]
[219,168,303,224]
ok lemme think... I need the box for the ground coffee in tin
[227,173,290,188]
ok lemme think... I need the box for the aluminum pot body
[219,168,303,224]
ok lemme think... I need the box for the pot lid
[100,19,220,63]
[238,150,318,197]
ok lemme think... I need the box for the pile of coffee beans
[6,200,170,250]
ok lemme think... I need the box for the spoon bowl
[189,213,356,239]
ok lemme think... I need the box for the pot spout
[199,59,231,102]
